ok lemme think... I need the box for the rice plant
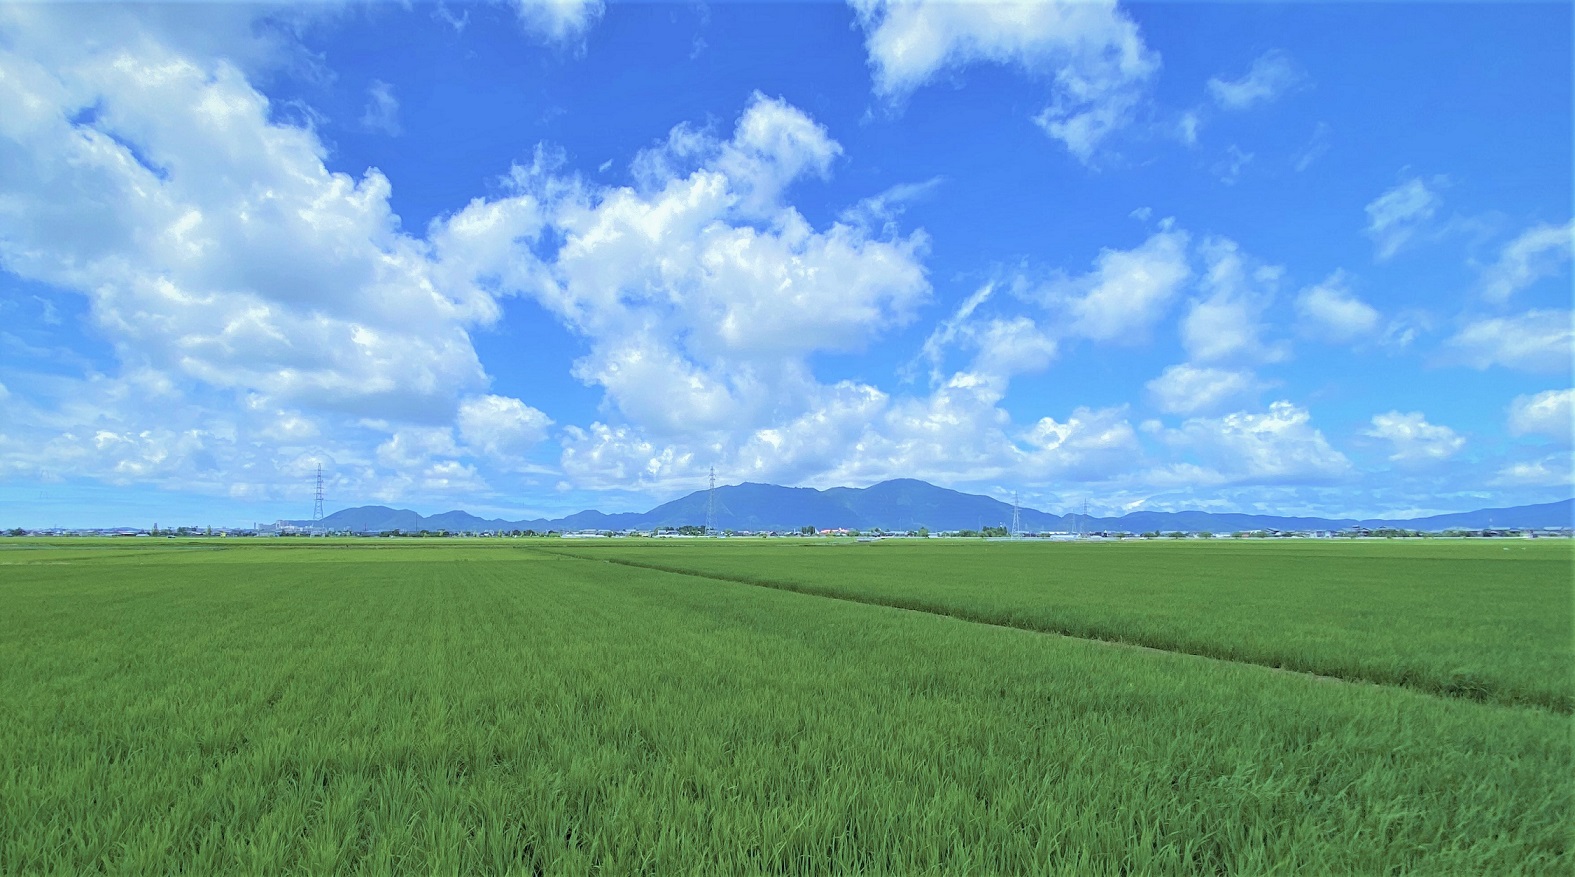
[0,539,1568,874]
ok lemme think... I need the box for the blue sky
[0,0,1570,528]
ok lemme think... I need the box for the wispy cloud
[515,0,605,44]
[1208,50,1303,111]
[1293,122,1331,172]
[1445,310,1574,374]
[1212,144,1254,185]
[1479,220,1574,303]
[838,176,945,235]
[360,79,400,136]
[1365,175,1445,260]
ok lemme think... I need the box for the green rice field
[1,538,1570,874]
[550,538,1575,711]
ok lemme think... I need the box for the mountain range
[289,479,1574,534]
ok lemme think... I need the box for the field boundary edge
[527,547,1571,716]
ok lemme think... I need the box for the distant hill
[288,481,1574,534]
[1383,500,1575,531]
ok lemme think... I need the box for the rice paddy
[1,538,1569,874]
[551,538,1575,711]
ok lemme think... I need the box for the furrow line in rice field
[530,547,1567,715]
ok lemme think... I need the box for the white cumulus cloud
[531,94,927,436]
[1146,364,1260,416]
[0,7,576,507]
[457,395,554,460]
[1295,272,1380,343]
[849,0,1158,163]
[971,317,1059,384]
[377,427,461,471]
[1164,401,1351,485]
[1446,310,1574,374]
[0,20,513,424]
[1363,411,1465,465]
[1019,405,1141,480]
[1048,229,1191,342]
[1492,454,1573,488]
[1180,238,1288,365]
[1507,389,1574,443]
[435,93,935,492]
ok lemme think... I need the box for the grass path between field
[533,546,1564,715]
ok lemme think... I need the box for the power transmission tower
[1011,491,1022,538]
[706,466,717,537]
[313,464,325,523]
[1078,498,1088,540]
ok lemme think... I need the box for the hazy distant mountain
[311,506,427,532]
[829,479,1064,532]
[289,481,1573,534]
[1382,501,1575,531]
